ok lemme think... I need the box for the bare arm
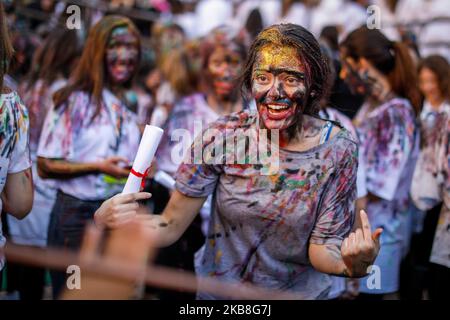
[1,168,34,219]
[94,190,207,248]
[37,156,130,180]
[309,210,382,278]
[309,242,351,277]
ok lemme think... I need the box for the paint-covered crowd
[0,0,449,301]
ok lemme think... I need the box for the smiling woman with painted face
[95,24,381,299]
[36,16,142,298]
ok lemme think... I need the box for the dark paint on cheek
[290,89,306,109]
[255,83,305,109]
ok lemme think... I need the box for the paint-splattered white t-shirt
[0,91,32,269]
[175,110,358,299]
[412,100,450,268]
[37,89,141,201]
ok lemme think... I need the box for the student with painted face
[5,28,80,300]
[0,0,33,284]
[410,55,450,300]
[37,16,142,298]
[157,29,246,192]
[340,27,422,299]
[95,24,382,299]
[151,31,246,300]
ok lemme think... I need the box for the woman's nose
[267,79,283,99]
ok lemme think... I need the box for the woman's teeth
[267,104,289,112]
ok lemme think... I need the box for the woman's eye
[286,77,300,85]
[256,75,269,83]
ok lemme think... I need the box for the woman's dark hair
[25,28,81,91]
[418,55,450,101]
[241,23,331,117]
[320,26,339,52]
[54,15,141,117]
[341,26,422,113]
[245,8,263,40]
[0,1,13,91]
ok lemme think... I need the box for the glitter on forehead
[254,27,306,72]
[253,44,304,76]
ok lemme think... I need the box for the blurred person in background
[5,28,81,300]
[394,0,450,62]
[37,16,143,298]
[194,0,233,38]
[340,26,422,300]
[278,0,366,40]
[319,45,368,300]
[319,25,365,119]
[0,1,33,296]
[147,22,187,128]
[410,55,450,300]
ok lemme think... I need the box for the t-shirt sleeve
[175,121,224,198]
[310,138,358,246]
[37,95,80,160]
[8,99,31,173]
[362,106,415,201]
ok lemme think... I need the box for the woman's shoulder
[331,125,358,151]
[0,90,29,126]
[63,90,92,110]
[378,97,415,118]
[1,90,28,113]
[317,118,358,164]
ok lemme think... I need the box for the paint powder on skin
[251,43,307,132]
[207,45,242,100]
[106,26,139,84]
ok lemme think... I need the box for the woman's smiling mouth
[263,103,295,120]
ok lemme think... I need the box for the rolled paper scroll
[122,125,164,194]
[154,170,176,190]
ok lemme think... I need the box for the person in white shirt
[0,0,33,279]
[411,54,450,300]
[37,16,143,298]
[278,0,367,40]
[194,0,234,38]
[396,0,450,62]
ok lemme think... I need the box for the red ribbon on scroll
[130,167,150,191]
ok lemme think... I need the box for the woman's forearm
[309,242,374,278]
[2,168,34,219]
[93,190,206,248]
[145,190,206,247]
[37,157,100,180]
[135,213,184,248]
[309,211,382,278]
[309,243,353,277]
